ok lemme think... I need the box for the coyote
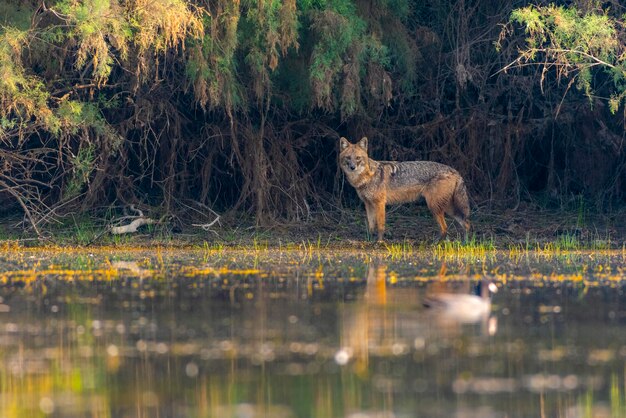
[339,137,470,242]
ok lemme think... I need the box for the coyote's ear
[357,137,368,152]
[339,137,350,151]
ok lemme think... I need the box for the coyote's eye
[355,157,362,163]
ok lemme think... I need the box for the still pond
[0,247,624,418]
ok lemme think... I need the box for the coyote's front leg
[374,200,386,242]
[364,201,377,241]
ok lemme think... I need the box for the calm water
[0,248,624,418]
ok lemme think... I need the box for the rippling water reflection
[0,248,624,417]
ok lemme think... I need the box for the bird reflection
[339,262,499,372]
[423,278,498,336]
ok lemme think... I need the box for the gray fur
[339,137,471,242]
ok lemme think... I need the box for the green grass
[383,239,414,258]
[202,240,224,252]
[108,231,133,246]
[511,231,615,253]
[547,232,581,251]
[0,227,21,241]
[380,235,500,259]
[251,236,269,251]
[60,215,100,246]
[432,235,496,256]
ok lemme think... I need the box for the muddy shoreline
[1,207,625,249]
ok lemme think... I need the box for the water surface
[0,248,624,417]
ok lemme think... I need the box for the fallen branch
[192,214,221,231]
[110,217,156,234]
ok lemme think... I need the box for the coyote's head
[339,137,370,178]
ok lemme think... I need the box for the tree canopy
[0,0,625,233]
[500,3,626,113]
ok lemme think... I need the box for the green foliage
[187,0,302,110]
[54,0,129,84]
[504,5,626,112]
[64,144,96,199]
[0,0,33,30]
[380,0,411,21]
[185,0,395,118]
[309,4,363,111]
[383,26,417,96]
[186,1,242,110]
[52,0,203,85]
[1,0,200,141]
[308,0,391,117]
[0,0,424,230]
[0,0,203,223]
[57,101,106,135]
[0,24,119,143]
[241,0,299,100]
[0,27,60,136]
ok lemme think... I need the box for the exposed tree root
[110,205,157,235]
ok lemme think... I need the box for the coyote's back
[339,136,470,242]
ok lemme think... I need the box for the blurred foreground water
[0,248,624,418]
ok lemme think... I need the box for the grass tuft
[432,235,496,258]
[383,239,414,258]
